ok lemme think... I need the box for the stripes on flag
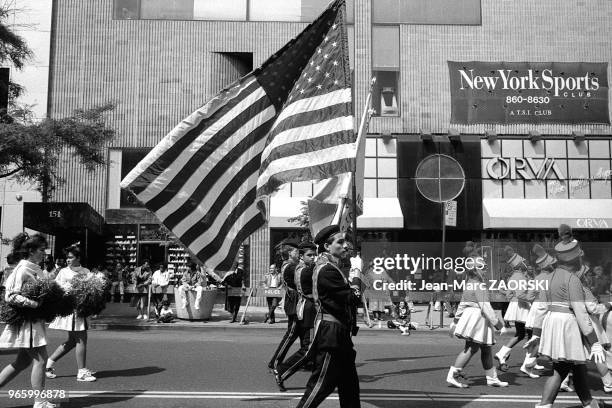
[121,75,277,271]
[121,0,351,272]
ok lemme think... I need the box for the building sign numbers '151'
[486,157,565,180]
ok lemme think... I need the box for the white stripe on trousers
[274,319,297,369]
[302,352,332,408]
[280,326,316,381]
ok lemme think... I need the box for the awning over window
[483,199,612,230]
[269,197,404,229]
[23,202,104,235]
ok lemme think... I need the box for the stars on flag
[285,16,346,105]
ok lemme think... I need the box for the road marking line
[1,390,593,403]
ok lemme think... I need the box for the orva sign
[486,157,565,180]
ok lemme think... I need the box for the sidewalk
[88,302,458,332]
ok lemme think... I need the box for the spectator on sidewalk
[265,264,283,324]
[222,263,246,323]
[0,253,17,294]
[151,263,171,316]
[133,260,152,320]
[109,261,128,303]
[42,255,58,280]
[179,262,205,310]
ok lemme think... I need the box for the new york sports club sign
[448,61,609,125]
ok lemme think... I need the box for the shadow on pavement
[359,366,450,383]
[365,355,453,363]
[95,366,165,378]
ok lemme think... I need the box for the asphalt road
[0,327,610,407]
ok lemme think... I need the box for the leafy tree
[287,200,310,230]
[0,103,117,201]
[0,2,33,107]
[0,4,117,200]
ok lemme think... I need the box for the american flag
[120,0,353,272]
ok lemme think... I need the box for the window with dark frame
[120,149,150,208]
[371,25,400,117]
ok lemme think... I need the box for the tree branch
[0,165,22,178]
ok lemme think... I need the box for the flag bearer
[296,226,361,408]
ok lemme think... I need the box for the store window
[120,149,149,208]
[364,135,398,198]
[114,0,140,19]
[113,0,352,22]
[372,0,481,25]
[372,26,399,117]
[194,0,247,21]
[140,0,193,20]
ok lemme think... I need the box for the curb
[88,320,452,333]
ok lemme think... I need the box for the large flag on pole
[307,78,375,240]
[120,0,352,272]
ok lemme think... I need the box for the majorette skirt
[453,307,496,345]
[0,320,47,349]
[503,300,530,323]
[524,301,543,330]
[49,312,88,332]
[539,311,588,364]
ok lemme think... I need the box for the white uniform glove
[590,342,606,364]
[449,322,456,338]
[522,335,540,354]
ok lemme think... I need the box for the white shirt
[152,269,170,286]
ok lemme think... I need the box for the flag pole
[351,77,376,249]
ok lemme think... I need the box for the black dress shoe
[273,369,286,392]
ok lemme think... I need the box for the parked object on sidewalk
[174,286,216,320]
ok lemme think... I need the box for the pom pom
[0,279,74,327]
[70,274,110,318]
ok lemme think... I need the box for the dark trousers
[278,320,313,381]
[268,315,297,369]
[553,362,592,404]
[266,297,281,322]
[227,296,241,320]
[296,348,360,408]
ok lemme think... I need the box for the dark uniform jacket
[313,253,359,351]
[222,269,245,289]
[282,261,298,316]
[295,261,316,328]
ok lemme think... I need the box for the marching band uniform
[528,238,603,408]
[447,265,507,389]
[521,246,555,378]
[495,249,530,371]
[296,226,360,408]
[49,266,92,332]
[452,279,500,345]
[576,264,612,392]
[275,242,318,388]
[268,240,300,370]
[0,260,47,349]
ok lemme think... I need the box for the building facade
[46,0,612,289]
[0,0,52,267]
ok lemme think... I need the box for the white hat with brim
[507,253,526,268]
[535,253,556,269]
[554,239,582,262]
